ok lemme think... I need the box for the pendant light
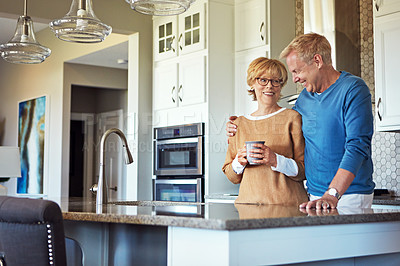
[50,0,112,43]
[0,0,51,64]
[126,0,194,16]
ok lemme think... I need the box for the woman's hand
[249,144,277,167]
[226,116,238,137]
[237,146,248,166]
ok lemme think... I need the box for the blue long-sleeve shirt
[294,71,375,196]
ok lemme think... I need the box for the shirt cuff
[270,153,299,177]
[232,155,245,174]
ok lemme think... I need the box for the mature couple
[222,33,375,209]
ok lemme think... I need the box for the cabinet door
[374,12,400,131]
[153,63,179,110]
[234,48,266,115]
[235,0,266,52]
[373,0,400,17]
[178,55,206,106]
[178,0,206,55]
[153,16,178,61]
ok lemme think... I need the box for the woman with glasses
[222,57,308,205]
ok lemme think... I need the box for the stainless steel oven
[153,123,204,203]
[153,178,203,202]
[154,123,204,176]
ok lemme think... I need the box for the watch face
[328,188,340,199]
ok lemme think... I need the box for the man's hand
[299,194,339,210]
[226,116,238,137]
[300,169,355,209]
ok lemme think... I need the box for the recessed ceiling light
[117,59,128,64]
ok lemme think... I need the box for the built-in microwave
[154,123,204,176]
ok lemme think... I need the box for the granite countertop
[207,193,400,206]
[372,195,400,206]
[59,197,400,231]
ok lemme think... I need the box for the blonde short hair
[247,57,288,101]
[280,33,332,65]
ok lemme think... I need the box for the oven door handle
[156,137,201,145]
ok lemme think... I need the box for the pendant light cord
[79,0,86,10]
[23,0,27,17]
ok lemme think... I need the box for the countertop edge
[63,211,400,231]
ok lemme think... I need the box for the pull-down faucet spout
[96,128,133,206]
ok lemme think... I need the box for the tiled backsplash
[372,129,400,196]
[295,0,400,196]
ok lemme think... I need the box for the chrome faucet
[94,128,133,206]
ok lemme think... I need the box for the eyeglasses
[256,78,282,87]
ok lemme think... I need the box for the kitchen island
[60,198,400,266]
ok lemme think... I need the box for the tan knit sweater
[222,109,308,205]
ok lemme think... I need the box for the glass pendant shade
[50,0,112,43]
[0,14,51,64]
[127,0,193,16]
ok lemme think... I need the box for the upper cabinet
[373,0,400,17]
[235,0,266,52]
[153,1,206,62]
[178,3,206,55]
[233,0,296,115]
[153,16,178,61]
[153,55,206,111]
[374,2,400,131]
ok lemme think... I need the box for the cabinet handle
[375,0,381,11]
[178,34,183,51]
[171,86,176,103]
[377,97,382,121]
[260,22,264,41]
[170,36,176,52]
[178,85,183,102]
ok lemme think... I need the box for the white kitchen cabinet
[153,55,206,111]
[373,0,400,17]
[153,63,178,110]
[374,9,400,131]
[234,48,266,115]
[234,0,296,114]
[153,16,178,61]
[178,55,206,106]
[153,0,206,62]
[178,2,206,55]
[235,0,266,52]
[152,0,237,197]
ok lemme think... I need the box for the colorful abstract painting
[17,96,46,194]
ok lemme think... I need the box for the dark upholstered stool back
[0,196,67,266]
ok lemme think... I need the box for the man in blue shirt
[227,33,375,209]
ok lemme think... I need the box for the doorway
[69,120,84,197]
[69,85,127,200]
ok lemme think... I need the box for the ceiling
[66,41,128,70]
[0,17,128,70]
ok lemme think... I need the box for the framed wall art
[17,95,48,195]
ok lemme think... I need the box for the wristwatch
[327,187,341,200]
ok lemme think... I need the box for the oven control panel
[154,123,204,140]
